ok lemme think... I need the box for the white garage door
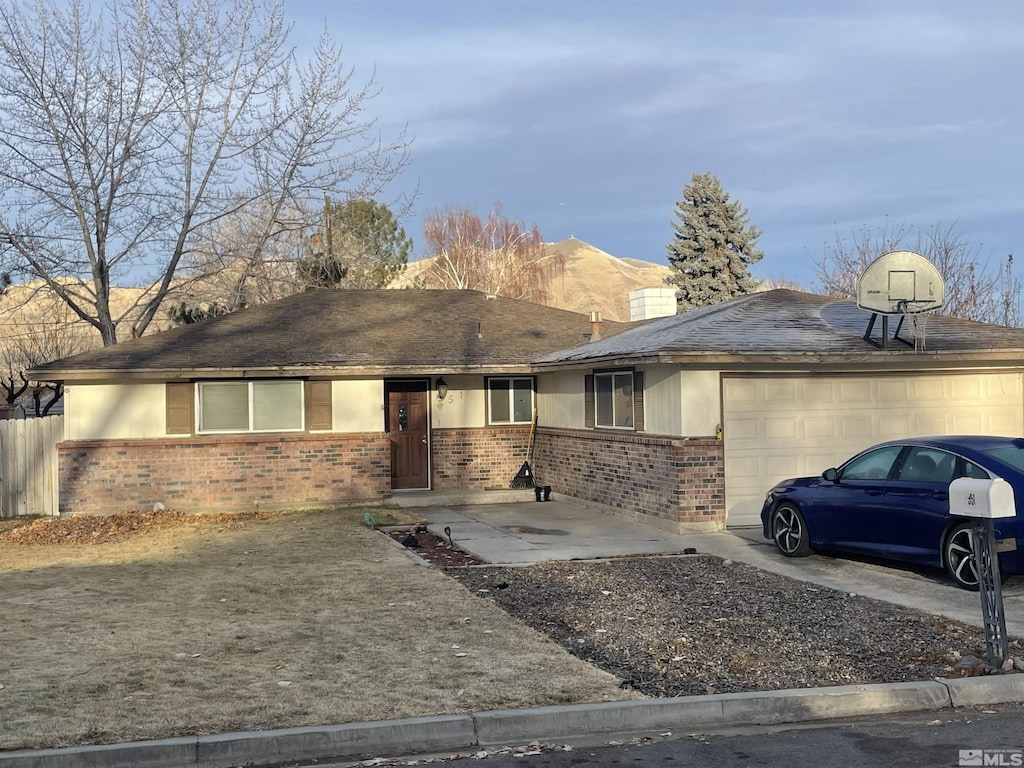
[723,372,1024,527]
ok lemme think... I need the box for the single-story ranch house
[30,287,1024,531]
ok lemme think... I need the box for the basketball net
[908,310,935,351]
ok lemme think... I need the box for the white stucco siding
[332,378,385,433]
[680,370,721,436]
[65,383,167,440]
[537,371,584,429]
[432,375,487,429]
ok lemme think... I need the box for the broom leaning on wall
[509,408,537,489]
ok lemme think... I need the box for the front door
[386,381,430,490]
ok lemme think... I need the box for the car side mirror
[822,467,839,483]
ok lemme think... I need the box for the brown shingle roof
[32,290,626,379]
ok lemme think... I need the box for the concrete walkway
[419,499,1024,638]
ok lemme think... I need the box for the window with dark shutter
[166,382,194,435]
[584,374,595,429]
[633,370,645,432]
[305,380,333,431]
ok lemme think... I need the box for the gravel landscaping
[449,555,1024,697]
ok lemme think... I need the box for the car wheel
[943,523,1007,591]
[944,523,981,590]
[770,503,811,557]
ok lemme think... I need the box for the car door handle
[932,491,948,501]
[865,489,883,496]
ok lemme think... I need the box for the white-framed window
[487,377,534,424]
[595,371,634,429]
[197,380,304,433]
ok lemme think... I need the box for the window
[595,371,634,429]
[895,447,956,484]
[488,377,534,424]
[985,446,1024,473]
[584,370,644,431]
[960,460,991,480]
[840,445,902,481]
[197,380,304,433]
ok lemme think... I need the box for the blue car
[760,436,1024,589]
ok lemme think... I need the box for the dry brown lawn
[0,509,632,751]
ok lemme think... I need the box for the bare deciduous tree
[166,199,308,325]
[420,204,563,303]
[0,0,409,345]
[0,296,94,415]
[813,220,1021,327]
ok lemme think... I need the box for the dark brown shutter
[584,374,595,429]
[305,380,333,431]
[632,370,644,432]
[166,382,194,434]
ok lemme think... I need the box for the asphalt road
[417,705,1024,768]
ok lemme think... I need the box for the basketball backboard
[856,250,944,315]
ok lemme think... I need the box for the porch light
[436,377,448,400]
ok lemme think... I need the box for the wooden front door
[386,381,430,490]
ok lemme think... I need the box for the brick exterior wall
[533,427,726,530]
[431,426,531,490]
[58,432,391,515]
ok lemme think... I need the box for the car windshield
[983,446,1024,473]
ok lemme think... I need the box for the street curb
[0,677,1019,768]
[0,717,477,768]
[472,681,950,745]
[941,673,1024,707]
[195,715,475,768]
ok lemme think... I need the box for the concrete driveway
[419,500,1024,638]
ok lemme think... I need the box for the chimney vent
[629,287,677,321]
[589,311,602,342]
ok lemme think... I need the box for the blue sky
[290,0,1024,285]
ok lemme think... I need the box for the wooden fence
[0,415,62,518]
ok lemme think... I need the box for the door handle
[422,436,428,444]
[933,492,948,501]
[866,490,883,496]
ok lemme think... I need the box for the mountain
[394,238,672,322]
[541,238,672,322]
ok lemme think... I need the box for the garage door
[722,372,1024,527]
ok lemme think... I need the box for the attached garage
[722,372,1024,526]
[534,289,1024,533]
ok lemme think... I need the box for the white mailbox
[949,477,1017,519]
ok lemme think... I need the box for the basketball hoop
[858,251,945,350]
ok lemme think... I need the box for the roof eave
[532,348,1024,371]
[35,362,542,382]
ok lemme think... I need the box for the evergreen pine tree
[664,172,764,312]
[299,198,412,289]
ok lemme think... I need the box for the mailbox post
[948,477,1014,664]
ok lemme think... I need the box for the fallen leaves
[0,510,289,545]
